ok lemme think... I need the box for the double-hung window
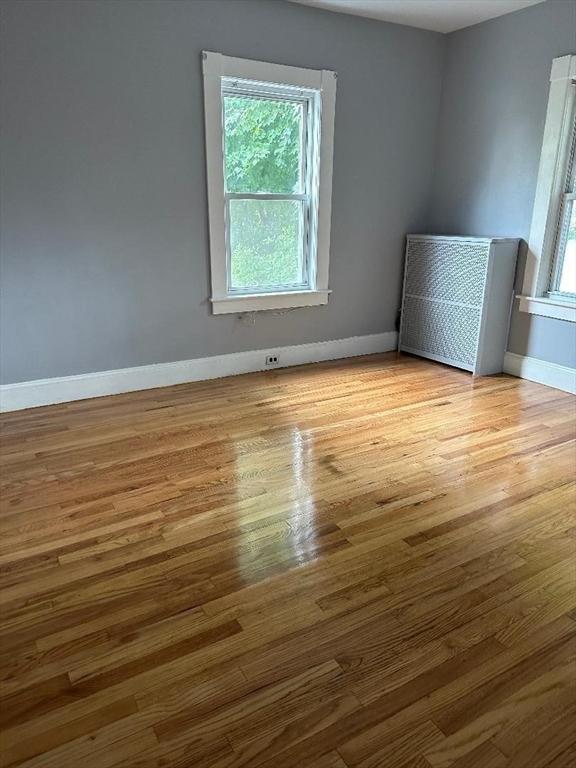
[549,116,576,299]
[520,55,576,322]
[202,52,336,314]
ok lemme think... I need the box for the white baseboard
[0,332,398,413]
[504,352,576,394]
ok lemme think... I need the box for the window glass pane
[558,202,576,294]
[224,95,303,194]
[229,199,305,289]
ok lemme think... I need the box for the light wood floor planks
[0,352,575,768]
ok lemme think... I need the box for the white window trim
[519,54,576,323]
[202,51,337,315]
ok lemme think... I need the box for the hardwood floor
[1,352,575,768]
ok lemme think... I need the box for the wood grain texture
[1,352,575,767]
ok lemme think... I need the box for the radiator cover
[399,235,519,375]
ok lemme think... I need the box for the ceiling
[287,0,546,33]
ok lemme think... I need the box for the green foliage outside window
[224,95,302,194]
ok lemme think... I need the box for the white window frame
[519,54,576,323]
[202,51,336,315]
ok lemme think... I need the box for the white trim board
[0,332,398,413]
[504,352,576,394]
[517,295,576,323]
[520,54,576,322]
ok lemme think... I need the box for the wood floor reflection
[1,352,575,768]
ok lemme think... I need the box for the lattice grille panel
[401,296,481,366]
[405,240,489,305]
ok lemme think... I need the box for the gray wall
[4,0,574,385]
[0,0,445,384]
[430,0,576,369]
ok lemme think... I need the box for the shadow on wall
[514,240,528,294]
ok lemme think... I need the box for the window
[202,52,336,314]
[549,117,576,299]
[520,55,576,322]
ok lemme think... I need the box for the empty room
[1,0,576,766]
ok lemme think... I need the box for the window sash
[225,195,311,294]
[549,192,576,299]
[222,85,310,197]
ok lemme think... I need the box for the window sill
[518,295,576,323]
[210,289,330,315]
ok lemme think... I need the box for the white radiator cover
[399,235,519,375]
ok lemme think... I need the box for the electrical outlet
[265,354,280,366]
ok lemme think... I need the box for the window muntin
[222,79,317,295]
[549,116,576,299]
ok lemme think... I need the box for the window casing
[202,52,336,314]
[520,55,576,322]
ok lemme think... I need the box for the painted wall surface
[3,0,574,384]
[0,0,444,384]
[430,0,576,368]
